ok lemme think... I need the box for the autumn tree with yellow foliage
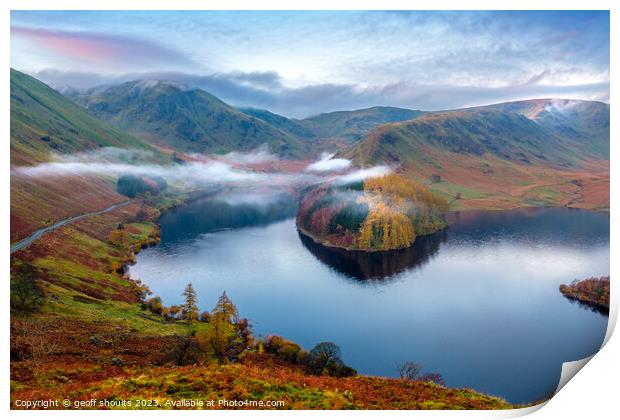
[297,173,448,251]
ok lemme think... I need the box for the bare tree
[11,319,61,364]
[398,361,423,380]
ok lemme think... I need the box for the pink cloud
[11,26,194,69]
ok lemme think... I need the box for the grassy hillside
[10,69,157,166]
[477,99,610,159]
[10,70,172,241]
[71,81,306,158]
[348,108,604,168]
[345,103,609,211]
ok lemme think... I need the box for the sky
[10,10,610,118]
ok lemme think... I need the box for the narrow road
[10,200,131,254]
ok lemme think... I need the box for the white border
[3,1,616,419]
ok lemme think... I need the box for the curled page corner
[499,356,598,418]
[500,401,548,418]
[554,355,595,396]
[602,286,617,347]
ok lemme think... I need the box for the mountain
[297,106,424,143]
[71,81,306,157]
[70,82,424,157]
[239,107,316,140]
[479,99,610,159]
[345,99,609,211]
[10,69,156,165]
[347,100,609,168]
[10,69,168,241]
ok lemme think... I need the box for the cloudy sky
[10,10,609,118]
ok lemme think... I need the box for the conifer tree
[182,283,199,335]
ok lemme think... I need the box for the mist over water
[11,147,390,191]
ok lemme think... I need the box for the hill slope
[348,106,608,168]
[478,99,610,159]
[71,81,306,157]
[345,100,609,211]
[10,70,166,241]
[10,69,157,166]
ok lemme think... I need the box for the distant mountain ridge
[70,80,306,157]
[19,71,609,173]
[68,80,426,156]
[239,107,317,141]
[346,99,609,169]
[294,106,424,143]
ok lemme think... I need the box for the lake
[130,191,609,405]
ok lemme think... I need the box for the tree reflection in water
[298,229,447,281]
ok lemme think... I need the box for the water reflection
[159,190,298,243]
[447,207,610,246]
[298,229,447,281]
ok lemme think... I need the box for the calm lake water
[131,191,609,404]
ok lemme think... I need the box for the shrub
[199,311,211,323]
[418,372,446,386]
[144,296,164,315]
[166,336,202,366]
[11,319,60,363]
[165,305,182,320]
[264,335,305,363]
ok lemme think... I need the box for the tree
[398,361,422,380]
[235,318,254,353]
[144,296,163,315]
[10,262,44,315]
[117,174,164,198]
[196,292,249,363]
[430,174,442,183]
[108,227,131,250]
[398,361,444,385]
[182,283,199,335]
[308,342,344,375]
[264,335,305,364]
[212,291,238,324]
